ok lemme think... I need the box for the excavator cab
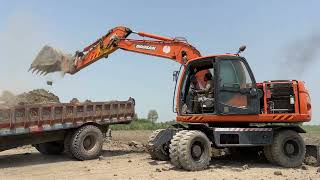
[179,55,260,115]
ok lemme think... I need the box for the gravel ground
[0,130,319,180]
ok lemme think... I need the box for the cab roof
[188,54,240,63]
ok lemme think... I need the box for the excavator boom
[30,26,201,75]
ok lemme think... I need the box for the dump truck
[30,26,315,170]
[0,98,135,160]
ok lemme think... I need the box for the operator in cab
[196,73,214,98]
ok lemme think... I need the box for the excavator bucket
[29,45,74,75]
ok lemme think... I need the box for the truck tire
[64,131,74,158]
[148,129,170,161]
[169,130,188,168]
[35,141,64,155]
[269,130,306,167]
[70,125,103,160]
[177,130,211,171]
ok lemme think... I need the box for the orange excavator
[31,26,313,171]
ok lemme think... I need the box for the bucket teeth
[30,45,74,75]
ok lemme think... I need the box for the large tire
[263,146,276,164]
[169,130,188,168]
[268,130,306,167]
[70,125,104,160]
[35,141,64,155]
[148,129,170,161]
[64,131,74,158]
[177,130,212,171]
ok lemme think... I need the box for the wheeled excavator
[30,26,314,171]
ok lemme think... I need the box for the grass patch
[302,125,320,134]
[111,119,320,133]
[110,119,175,130]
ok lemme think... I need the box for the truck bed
[0,98,135,137]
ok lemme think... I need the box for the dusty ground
[0,130,319,180]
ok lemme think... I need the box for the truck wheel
[70,125,103,160]
[35,141,64,155]
[270,130,306,167]
[64,131,74,158]
[169,130,188,168]
[148,129,170,161]
[177,130,211,171]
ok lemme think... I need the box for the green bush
[111,120,320,133]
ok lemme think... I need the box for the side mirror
[237,45,246,54]
[173,71,179,82]
[249,88,257,96]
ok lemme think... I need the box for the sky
[0,0,319,123]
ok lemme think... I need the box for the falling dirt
[30,45,74,74]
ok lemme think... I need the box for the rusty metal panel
[0,109,11,128]
[0,98,135,137]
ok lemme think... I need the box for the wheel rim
[283,139,299,158]
[191,141,204,161]
[161,142,170,155]
[83,134,96,151]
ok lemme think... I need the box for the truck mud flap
[213,128,273,147]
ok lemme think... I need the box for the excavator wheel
[267,130,306,167]
[263,146,276,164]
[176,130,212,171]
[169,130,188,168]
[148,129,170,161]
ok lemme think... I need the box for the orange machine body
[70,26,311,124]
[176,55,312,124]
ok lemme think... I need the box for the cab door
[216,56,259,114]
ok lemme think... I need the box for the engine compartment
[261,80,296,114]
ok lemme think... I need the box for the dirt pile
[0,89,60,106]
[0,91,17,107]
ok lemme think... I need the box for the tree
[134,113,139,120]
[147,110,158,123]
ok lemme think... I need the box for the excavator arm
[30,26,201,75]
